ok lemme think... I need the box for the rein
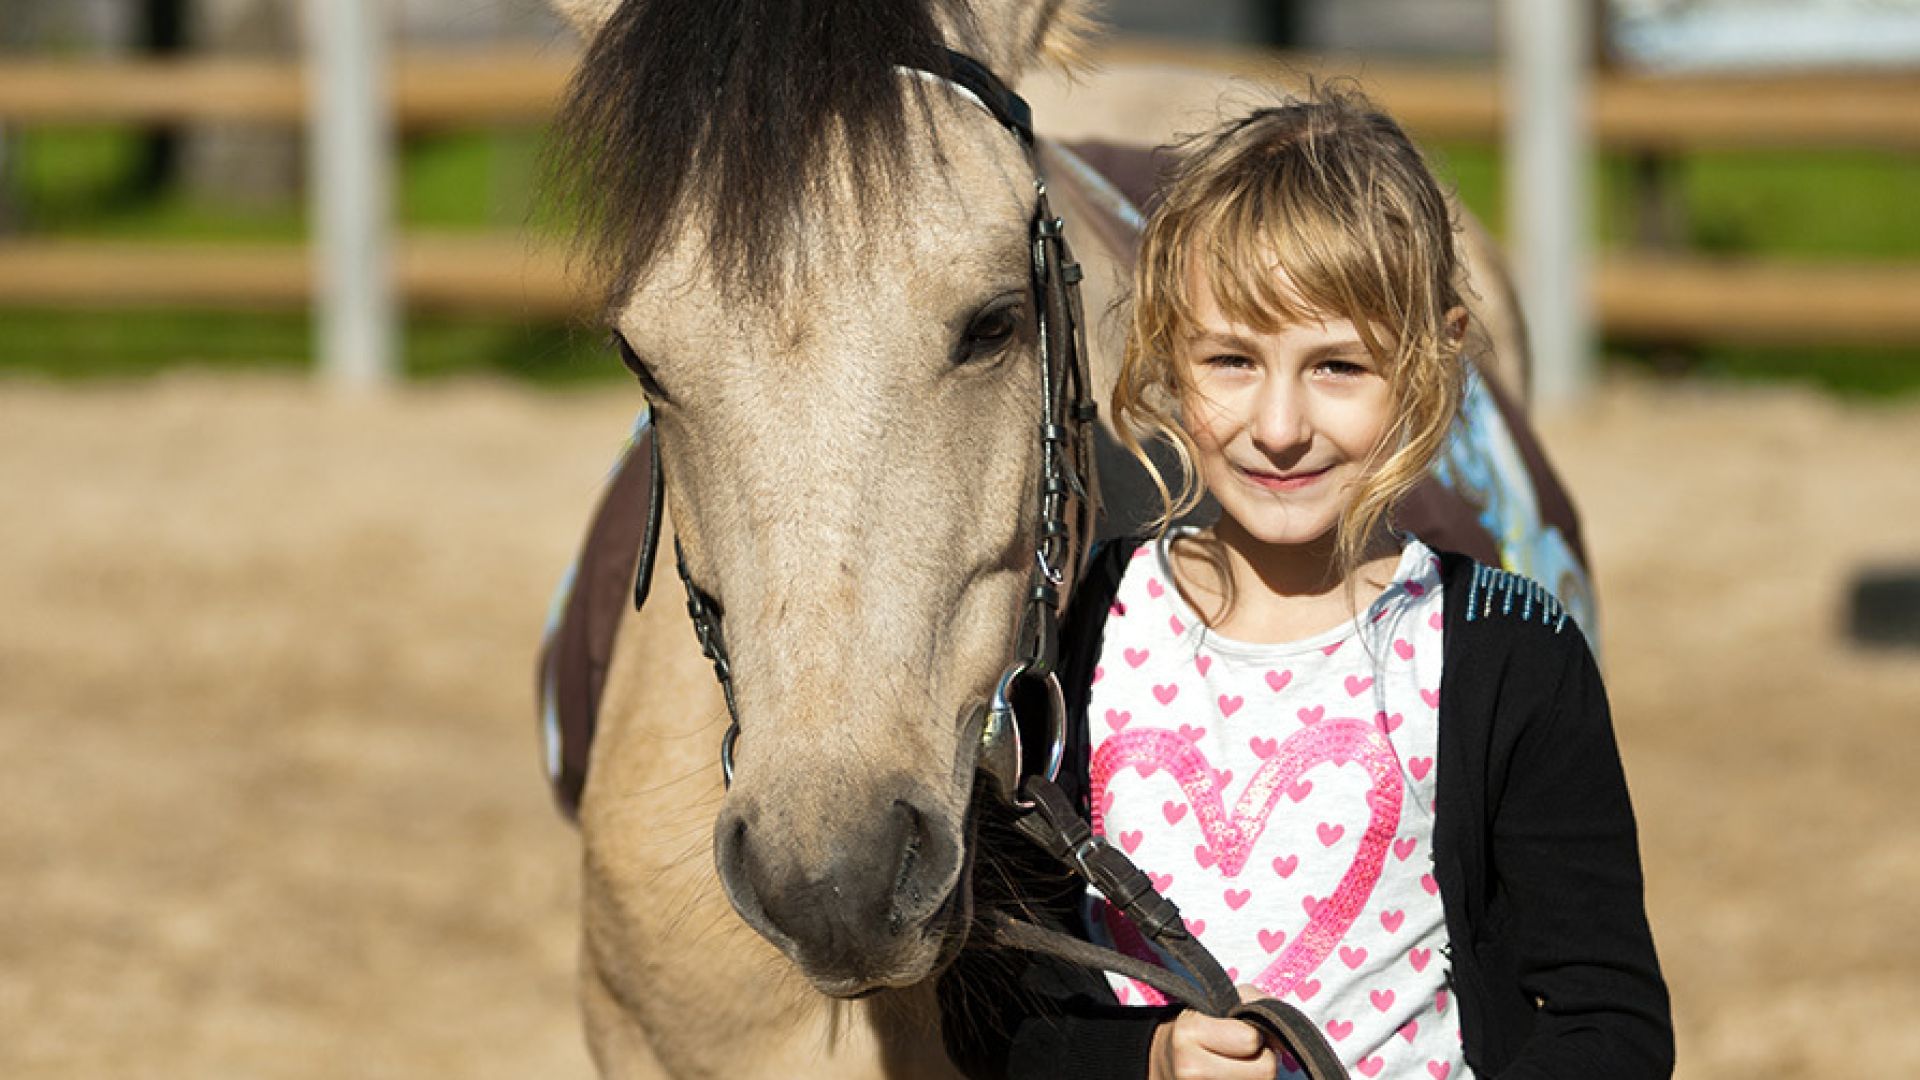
[622,49,1347,1080]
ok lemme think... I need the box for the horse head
[549,0,1103,999]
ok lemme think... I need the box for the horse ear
[549,0,623,40]
[964,0,1099,81]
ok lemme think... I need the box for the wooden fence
[1,42,1916,343]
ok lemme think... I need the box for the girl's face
[1176,260,1396,551]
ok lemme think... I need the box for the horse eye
[956,299,1025,364]
[613,333,670,401]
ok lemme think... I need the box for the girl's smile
[1233,462,1332,491]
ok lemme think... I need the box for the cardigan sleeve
[937,944,1177,1080]
[1485,627,1674,1078]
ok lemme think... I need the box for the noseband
[656,48,1099,803]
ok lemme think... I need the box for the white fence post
[305,0,395,390]
[1502,0,1593,408]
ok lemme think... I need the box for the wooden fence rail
[2,41,1917,347]
[3,45,1918,146]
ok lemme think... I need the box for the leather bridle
[656,48,1100,805]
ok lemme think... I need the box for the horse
[536,1,1590,1075]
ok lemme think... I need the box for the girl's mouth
[1238,463,1332,492]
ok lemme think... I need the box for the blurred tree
[1262,1,1305,47]
[127,0,189,201]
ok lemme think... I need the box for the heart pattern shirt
[1086,533,1471,1080]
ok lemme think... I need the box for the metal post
[305,0,395,389]
[1501,0,1593,407]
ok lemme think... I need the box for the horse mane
[551,0,973,310]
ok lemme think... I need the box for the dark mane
[550,0,968,309]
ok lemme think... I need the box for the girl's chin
[1211,507,1342,551]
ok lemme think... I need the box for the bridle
[625,49,1347,1080]
[655,48,1099,806]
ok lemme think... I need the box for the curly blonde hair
[1113,83,1468,586]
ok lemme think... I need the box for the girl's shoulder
[1436,552,1577,636]
[1431,548,1599,687]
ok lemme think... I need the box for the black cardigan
[939,543,1673,1079]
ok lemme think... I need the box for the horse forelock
[551,0,986,310]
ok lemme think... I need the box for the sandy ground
[2,371,1915,1077]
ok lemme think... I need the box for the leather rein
[623,49,1347,1080]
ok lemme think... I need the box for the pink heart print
[1090,718,1404,1000]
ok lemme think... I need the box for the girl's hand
[1148,1001,1276,1080]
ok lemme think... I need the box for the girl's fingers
[1155,1010,1283,1080]
[1186,1012,1266,1059]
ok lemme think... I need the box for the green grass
[3,126,1917,394]
[1428,141,1920,258]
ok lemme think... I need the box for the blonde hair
[1113,83,1467,587]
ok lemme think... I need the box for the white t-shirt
[1086,533,1472,1080]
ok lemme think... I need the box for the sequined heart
[1090,718,1404,1000]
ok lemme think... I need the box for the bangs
[1150,125,1449,373]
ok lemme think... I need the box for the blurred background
[2,0,1916,1076]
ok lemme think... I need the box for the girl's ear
[1444,305,1471,352]
[549,0,621,40]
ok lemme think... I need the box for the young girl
[942,88,1671,1080]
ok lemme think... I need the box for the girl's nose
[1249,380,1310,455]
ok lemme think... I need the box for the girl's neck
[1169,518,1403,646]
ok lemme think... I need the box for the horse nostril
[889,801,927,934]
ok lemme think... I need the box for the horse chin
[796,871,974,999]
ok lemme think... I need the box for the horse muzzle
[712,779,967,995]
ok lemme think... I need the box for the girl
[942,88,1671,1080]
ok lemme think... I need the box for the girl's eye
[613,333,670,401]
[956,299,1025,364]
[1203,353,1255,371]
[1317,357,1370,377]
